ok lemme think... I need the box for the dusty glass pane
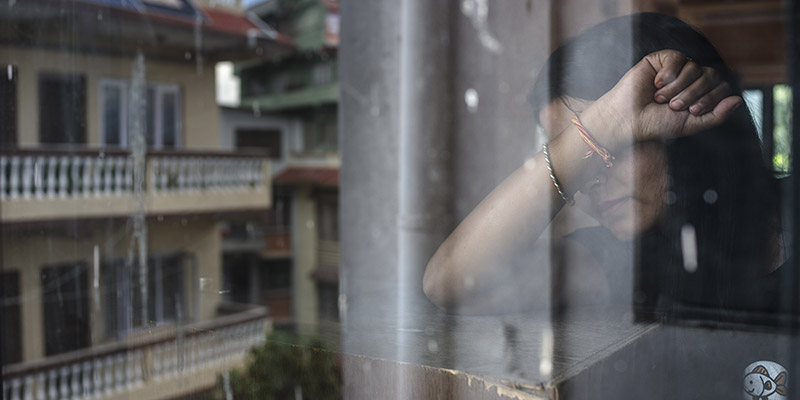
[3,0,799,399]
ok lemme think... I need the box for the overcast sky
[216,62,240,107]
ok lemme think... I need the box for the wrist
[579,94,633,152]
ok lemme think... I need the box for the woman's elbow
[422,258,452,310]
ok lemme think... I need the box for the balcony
[1,305,269,400]
[0,149,271,223]
[222,223,292,257]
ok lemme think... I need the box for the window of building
[100,79,182,149]
[316,191,339,242]
[317,282,338,322]
[41,263,90,356]
[302,117,337,153]
[236,128,283,158]
[312,62,334,86]
[39,73,86,145]
[271,189,292,228]
[259,259,292,321]
[0,65,17,149]
[103,253,186,338]
[1,270,21,365]
[101,79,126,147]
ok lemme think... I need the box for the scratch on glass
[681,224,698,273]
[128,50,149,326]
[93,245,100,311]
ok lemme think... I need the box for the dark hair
[529,13,781,317]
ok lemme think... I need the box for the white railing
[0,150,266,201]
[149,156,263,193]
[0,154,134,200]
[2,307,267,400]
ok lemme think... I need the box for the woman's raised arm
[423,50,742,313]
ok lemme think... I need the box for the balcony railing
[0,149,271,222]
[1,305,269,400]
[221,223,292,256]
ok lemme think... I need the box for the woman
[423,13,785,321]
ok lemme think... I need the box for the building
[0,0,291,398]
[220,0,340,327]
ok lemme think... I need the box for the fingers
[649,50,733,116]
[655,62,704,108]
[650,50,688,90]
[684,95,743,134]
[685,80,733,115]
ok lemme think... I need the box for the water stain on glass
[681,224,698,273]
[703,189,718,204]
[465,88,479,113]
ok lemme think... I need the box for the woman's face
[539,97,668,241]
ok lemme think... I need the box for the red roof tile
[202,8,293,45]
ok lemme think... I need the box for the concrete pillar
[292,186,319,326]
[340,1,561,396]
[14,54,38,147]
[19,263,44,361]
[191,220,223,321]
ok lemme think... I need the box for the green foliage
[214,331,342,400]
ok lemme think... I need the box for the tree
[214,331,342,400]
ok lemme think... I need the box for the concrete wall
[2,216,222,363]
[0,47,221,151]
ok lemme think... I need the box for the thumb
[684,96,743,134]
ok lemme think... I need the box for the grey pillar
[341,0,556,397]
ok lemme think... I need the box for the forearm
[423,110,612,310]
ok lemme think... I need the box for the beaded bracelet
[570,115,615,168]
[542,143,574,206]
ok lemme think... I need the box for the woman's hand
[588,50,743,148]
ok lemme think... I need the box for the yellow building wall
[292,187,319,326]
[0,47,220,150]
[1,216,222,363]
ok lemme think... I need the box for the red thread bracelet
[570,115,615,168]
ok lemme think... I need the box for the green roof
[241,82,338,112]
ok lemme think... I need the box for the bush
[214,331,342,400]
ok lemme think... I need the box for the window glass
[235,128,282,158]
[101,81,181,148]
[102,82,125,147]
[6,1,800,399]
[161,90,178,148]
[0,271,21,365]
[38,73,86,145]
[0,65,17,149]
[146,86,157,146]
[41,263,90,356]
